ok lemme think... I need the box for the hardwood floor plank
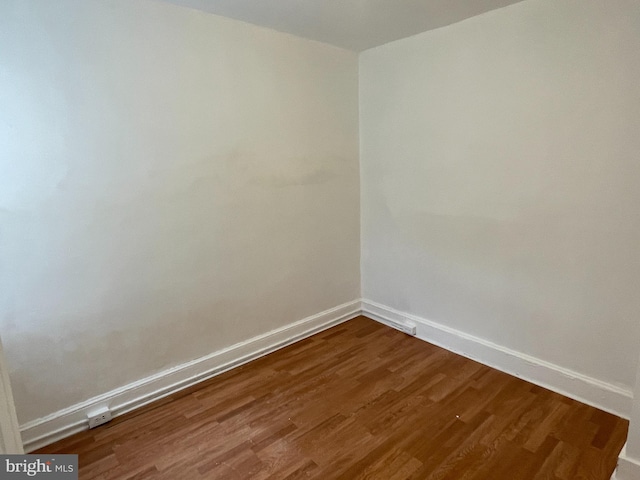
[37,316,627,479]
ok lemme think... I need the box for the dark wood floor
[38,316,627,479]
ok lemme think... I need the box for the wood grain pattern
[37,316,628,479]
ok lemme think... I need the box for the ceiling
[160,0,526,51]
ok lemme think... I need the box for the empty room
[1,0,639,478]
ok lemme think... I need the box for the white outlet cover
[87,407,112,429]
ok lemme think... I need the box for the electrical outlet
[88,407,112,429]
[403,322,417,336]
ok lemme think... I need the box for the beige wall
[360,0,640,390]
[0,0,360,424]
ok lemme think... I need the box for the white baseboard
[20,300,361,452]
[613,444,640,480]
[20,297,633,452]
[361,299,632,419]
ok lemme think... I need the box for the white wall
[0,339,22,454]
[0,0,360,424]
[360,0,640,392]
[615,356,640,479]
